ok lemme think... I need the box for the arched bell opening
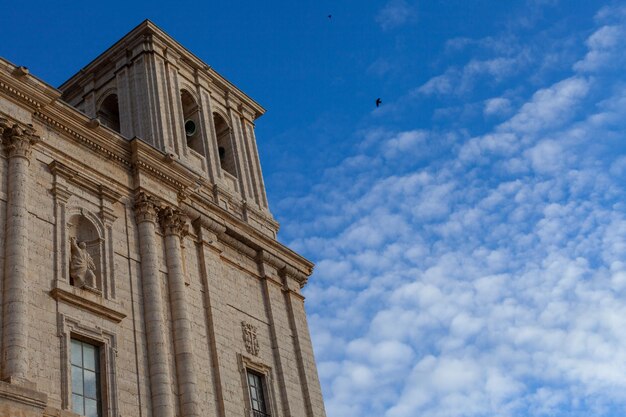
[213,112,237,178]
[97,94,121,133]
[181,89,203,155]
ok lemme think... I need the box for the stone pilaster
[193,216,227,417]
[281,266,326,417]
[134,192,175,417]
[1,120,39,386]
[159,206,199,417]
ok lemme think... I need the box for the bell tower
[60,20,275,236]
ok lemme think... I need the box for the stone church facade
[0,20,326,417]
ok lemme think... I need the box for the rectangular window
[247,370,270,417]
[71,338,102,417]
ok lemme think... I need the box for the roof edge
[58,19,265,118]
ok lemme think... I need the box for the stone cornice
[192,214,227,236]
[49,287,127,323]
[131,139,197,195]
[280,264,309,288]
[0,380,48,409]
[34,109,132,169]
[184,199,313,282]
[0,57,61,111]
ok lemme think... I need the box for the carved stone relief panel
[242,321,260,356]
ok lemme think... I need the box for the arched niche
[67,211,104,291]
[213,112,237,178]
[97,93,121,133]
[181,89,203,155]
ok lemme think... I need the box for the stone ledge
[50,284,126,323]
[0,379,47,410]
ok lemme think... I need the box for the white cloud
[499,76,590,134]
[376,0,415,30]
[418,54,528,96]
[574,25,626,72]
[484,97,512,116]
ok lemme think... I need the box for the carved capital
[134,192,159,224]
[159,206,189,237]
[2,122,40,160]
[0,117,8,135]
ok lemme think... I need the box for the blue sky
[4,1,626,416]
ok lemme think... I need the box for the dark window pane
[72,394,84,415]
[72,365,83,395]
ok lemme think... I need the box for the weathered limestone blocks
[0,119,40,386]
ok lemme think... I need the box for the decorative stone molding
[237,104,256,123]
[0,380,47,410]
[241,321,259,356]
[49,286,126,323]
[0,81,43,109]
[34,112,131,168]
[191,214,227,237]
[134,192,159,224]
[1,122,40,160]
[257,250,285,271]
[221,233,257,258]
[158,206,188,237]
[280,264,309,289]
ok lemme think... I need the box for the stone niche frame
[238,353,278,417]
[49,160,126,323]
[57,312,119,417]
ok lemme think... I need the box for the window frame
[238,354,277,417]
[70,338,103,417]
[58,313,119,417]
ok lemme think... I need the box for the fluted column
[134,192,175,417]
[1,121,39,385]
[159,206,199,417]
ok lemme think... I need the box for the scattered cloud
[376,0,416,31]
[499,76,590,134]
[279,5,626,417]
[417,53,529,97]
[484,97,512,116]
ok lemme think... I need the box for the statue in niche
[69,236,97,289]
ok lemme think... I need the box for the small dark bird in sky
[328,14,332,20]
[376,98,382,107]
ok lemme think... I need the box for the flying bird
[328,14,332,20]
[376,98,382,107]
